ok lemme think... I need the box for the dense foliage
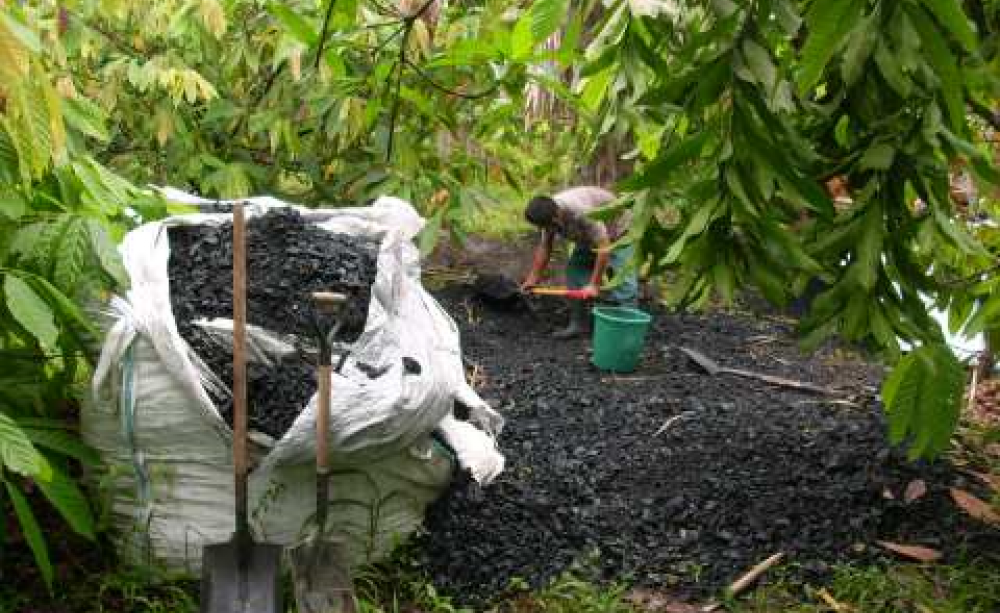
[2,0,999,593]
[583,0,999,459]
[49,0,588,241]
[0,5,169,587]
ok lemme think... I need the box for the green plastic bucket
[591,306,652,373]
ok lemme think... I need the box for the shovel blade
[289,540,356,613]
[200,541,283,613]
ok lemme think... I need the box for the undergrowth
[4,558,999,612]
[738,559,1000,613]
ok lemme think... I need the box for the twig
[701,552,785,612]
[939,260,1000,288]
[653,412,692,436]
[385,41,406,162]
[403,57,498,100]
[726,552,785,596]
[363,18,405,29]
[793,398,861,408]
[816,588,852,612]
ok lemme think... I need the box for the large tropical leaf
[3,273,60,350]
[23,425,100,465]
[882,344,964,460]
[4,478,54,590]
[0,412,50,479]
[798,0,864,93]
[35,463,96,540]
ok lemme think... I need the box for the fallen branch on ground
[701,552,785,612]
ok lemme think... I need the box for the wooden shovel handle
[317,364,331,475]
[232,203,249,536]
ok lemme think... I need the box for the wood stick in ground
[967,364,980,416]
[701,552,785,612]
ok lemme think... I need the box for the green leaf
[798,0,864,94]
[622,130,711,190]
[530,0,568,44]
[853,201,883,290]
[841,12,876,85]
[0,11,40,53]
[874,39,912,97]
[23,426,100,465]
[663,200,721,264]
[0,184,27,220]
[36,463,96,540]
[4,274,59,350]
[963,293,1000,337]
[882,344,963,460]
[417,208,445,256]
[53,217,87,292]
[267,3,318,46]
[85,220,129,289]
[710,0,739,18]
[774,0,802,36]
[0,412,51,479]
[907,4,964,131]
[5,478,53,590]
[557,8,584,66]
[580,67,613,112]
[61,96,110,143]
[25,276,98,339]
[742,39,776,90]
[859,143,895,171]
[918,0,976,51]
[511,13,534,60]
[834,115,851,147]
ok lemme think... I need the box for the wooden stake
[967,363,980,416]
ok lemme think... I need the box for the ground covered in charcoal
[419,285,1000,605]
[167,207,379,437]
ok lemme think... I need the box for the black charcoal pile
[167,207,379,437]
[419,285,1000,605]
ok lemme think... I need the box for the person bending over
[521,186,638,339]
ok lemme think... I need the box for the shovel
[472,273,592,307]
[679,346,836,395]
[290,291,356,613]
[201,203,283,613]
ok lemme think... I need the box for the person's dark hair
[525,195,558,227]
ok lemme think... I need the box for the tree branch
[403,57,498,99]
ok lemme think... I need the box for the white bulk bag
[84,193,503,573]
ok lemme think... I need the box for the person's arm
[522,230,554,289]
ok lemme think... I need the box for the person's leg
[606,243,639,306]
[565,244,593,289]
[554,245,594,339]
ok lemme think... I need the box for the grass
[736,559,1000,613]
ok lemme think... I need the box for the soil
[418,283,1000,606]
[166,207,379,438]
